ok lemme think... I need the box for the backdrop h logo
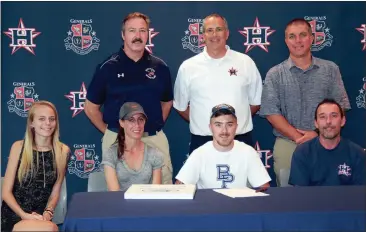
[145,28,159,54]
[217,165,235,188]
[3,18,41,55]
[239,17,275,53]
[65,82,87,117]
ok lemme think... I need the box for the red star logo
[3,18,41,55]
[228,67,237,76]
[145,28,159,54]
[356,24,365,51]
[239,17,275,53]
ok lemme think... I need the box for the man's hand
[295,129,318,145]
[255,183,270,192]
[175,180,183,185]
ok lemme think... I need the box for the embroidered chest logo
[145,68,156,79]
[228,67,238,76]
[217,165,235,188]
[338,163,352,177]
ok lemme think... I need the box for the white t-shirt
[173,45,262,136]
[176,140,271,189]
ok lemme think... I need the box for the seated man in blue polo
[175,104,271,190]
[289,98,366,186]
[84,12,174,184]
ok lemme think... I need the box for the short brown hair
[121,12,150,33]
[203,13,228,32]
[314,98,345,120]
[285,18,312,36]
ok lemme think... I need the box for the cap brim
[122,111,148,120]
[210,109,236,118]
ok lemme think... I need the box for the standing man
[260,18,351,186]
[84,12,174,184]
[174,13,263,154]
[289,99,365,186]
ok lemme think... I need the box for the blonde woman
[1,101,69,232]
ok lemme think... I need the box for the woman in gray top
[102,102,164,191]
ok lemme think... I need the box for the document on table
[124,184,197,199]
[213,188,269,198]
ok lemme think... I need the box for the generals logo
[305,16,333,51]
[145,68,156,79]
[145,28,159,54]
[65,82,87,117]
[68,144,101,178]
[7,82,39,117]
[64,19,100,55]
[3,18,41,55]
[239,17,275,53]
[181,18,205,53]
[355,24,365,51]
[255,141,273,169]
[356,77,366,109]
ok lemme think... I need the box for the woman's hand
[42,211,53,221]
[21,212,44,220]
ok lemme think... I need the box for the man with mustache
[259,18,351,186]
[175,104,271,190]
[289,99,365,186]
[174,13,263,154]
[84,12,174,184]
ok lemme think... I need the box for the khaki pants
[102,129,173,184]
[273,137,297,187]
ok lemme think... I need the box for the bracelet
[43,210,54,219]
[44,206,54,213]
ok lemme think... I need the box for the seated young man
[289,98,366,186]
[175,104,271,190]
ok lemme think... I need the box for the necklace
[37,145,47,188]
[41,151,46,188]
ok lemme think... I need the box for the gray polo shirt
[259,56,351,140]
[102,143,164,191]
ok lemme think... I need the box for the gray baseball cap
[119,102,147,120]
[210,103,237,119]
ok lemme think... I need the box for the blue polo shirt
[87,47,173,134]
[289,137,366,186]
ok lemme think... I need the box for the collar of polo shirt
[119,45,151,62]
[286,55,320,70]
[202,45,231,63]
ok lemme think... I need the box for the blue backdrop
[2,1,365,200]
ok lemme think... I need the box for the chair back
[88,171,107,192]
[53,178,67,224]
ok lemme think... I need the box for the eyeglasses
[204,27,226,35]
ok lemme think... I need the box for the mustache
[323,125,335,129]
[132,38,143,43]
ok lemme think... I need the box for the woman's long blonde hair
[18,101,67,185]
